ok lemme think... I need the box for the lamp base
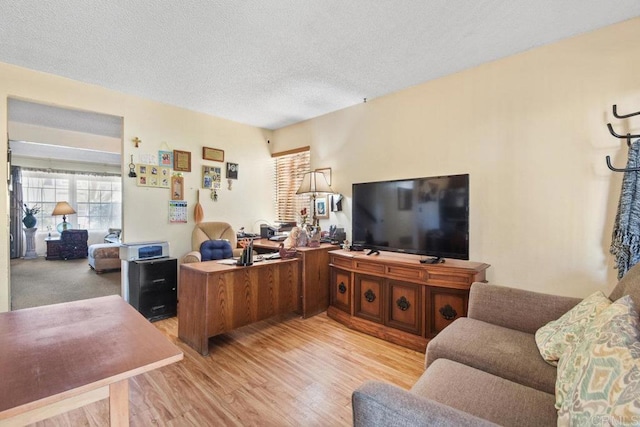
[56,221,72,233]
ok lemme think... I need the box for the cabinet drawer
[331,268,351,313]
[331,255,352,269]
[386,280,422,335]
[354,274,384,324]
[425,271,472,288]
[426,287,468,338]
[386,265,423,281]
[354,260,385,275]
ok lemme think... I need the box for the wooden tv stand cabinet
[328,250,490,352]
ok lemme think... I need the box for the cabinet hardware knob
[396,296,410,311]
[364,289,376,303]
[338,282,347,294]
[439,304,457,320]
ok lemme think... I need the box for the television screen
[352,174,469,259]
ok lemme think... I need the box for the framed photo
[173,150,191,172]
[171,175,184,200]
[226,162,239,179]
[203,147,224,162]
[159,150,173,166]
[202,166,221,189]
[135,164,170,188]
[316,167,332,186]
[315,196,329,219]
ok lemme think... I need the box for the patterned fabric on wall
[611,140,640,278]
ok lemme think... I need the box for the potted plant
[22,204,40,229]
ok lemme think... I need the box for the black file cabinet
[128,257,177,321]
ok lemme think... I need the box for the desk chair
[182,222,242,263]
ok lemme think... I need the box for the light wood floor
[30,312,424,426]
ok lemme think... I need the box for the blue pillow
[199,239,233,261]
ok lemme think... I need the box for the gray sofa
[352,264,640,426]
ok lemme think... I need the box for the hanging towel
[610,139,640,278]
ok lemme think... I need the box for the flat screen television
[352,174,469,260]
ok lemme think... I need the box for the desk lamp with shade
[296,171,333,227]
[52,201,76,233]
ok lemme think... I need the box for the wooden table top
[0,295,183,418]
[252,239,338,252]
[180,255,301,274]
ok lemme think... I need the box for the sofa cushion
[353,380,498,427]
[412,359,557,427]
[556,295,640,424]
[535,290,611,366]
[426,317,557,394]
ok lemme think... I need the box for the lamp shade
[51,201,76,216]
[296,171,333,195]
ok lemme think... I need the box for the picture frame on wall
[226,162,238,179]
[315,196,329,219]
[173,150,191,172]
[203,147,224,162]
[171,175,184,200]
[159,150,173,167]
[202,166,221,189]
[135,164,170,188]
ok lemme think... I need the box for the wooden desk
[179,258,301,356]
[0,295,183,426]
[253,240,339,318]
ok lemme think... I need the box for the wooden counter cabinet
[253,240,339,318]
[178,258,301,356]
[328,250,489,352]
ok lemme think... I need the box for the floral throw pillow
[535,291,611,366]
[555,295,640,425]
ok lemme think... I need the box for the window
[273,147,310,223]
[22,169,121,232]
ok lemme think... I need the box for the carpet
[10,257,121,310]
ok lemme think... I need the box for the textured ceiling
[1,1,640,130]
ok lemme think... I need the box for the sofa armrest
[181,250,202,264]
[352,381,498,427]
[467,282,582,334]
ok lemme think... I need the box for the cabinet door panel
[427,288,468,338]
[386,280,422,335]
[331,268,351,313]
[354,274,383,323]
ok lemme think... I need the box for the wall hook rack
[613,104,640,119]
[605,155,640,172]
[606,104,640,172]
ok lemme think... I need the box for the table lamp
[296,171,333,226]
[52,201,76,233]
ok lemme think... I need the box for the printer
[119,241,170,261]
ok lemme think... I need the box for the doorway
[8,98,124,310]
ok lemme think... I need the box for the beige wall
[0,63,274,312]
[2,18,639,310]
[272,18,640,297]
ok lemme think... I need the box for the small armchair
[48,229,89,260]
[182,222,242,263]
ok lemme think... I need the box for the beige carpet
[10,257,121,310]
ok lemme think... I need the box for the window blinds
[273,147,310,223]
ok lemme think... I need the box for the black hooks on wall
[605,105,640,172]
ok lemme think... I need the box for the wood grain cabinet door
[385,280,422,335]
[330,268,351,313]
[354,274,384,324]
[426,287,468,338]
